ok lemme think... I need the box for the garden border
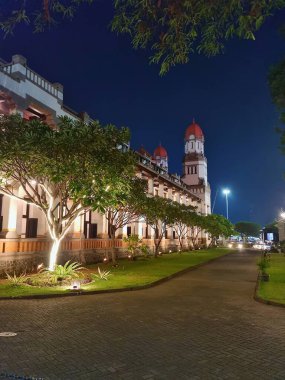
[0,250,233,301]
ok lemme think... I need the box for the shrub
[6,272,27,287]
[257,258,270,274]
[45,261,85,283]
[92,267,111,281]
[25,273,54,287]
[123,234,141,259]
[140,243,151,258]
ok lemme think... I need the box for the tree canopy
[139,196,177,255]
[105,177,148,263]
[235,221,261,237]
[205,214,235,245]
[0,114,136,269]
[2,0,285,74]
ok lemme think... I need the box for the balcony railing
[0,238,126,254]
[0,62,62,99]
[137,152,199,196]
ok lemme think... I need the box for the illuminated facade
[0,55,211,272]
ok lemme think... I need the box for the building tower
[153,144,168,172]
[181,119,211,214]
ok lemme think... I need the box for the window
[84,211,92,238]
[189,165,197,175]
[145,225,149,239]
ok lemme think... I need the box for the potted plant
[257,258,270,282]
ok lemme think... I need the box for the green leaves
[205,214,235,240]
[45,260,85,281]
[92,267,111,281]
[235,221,261,237]
[2,1,284,74]
[113,0,285,75]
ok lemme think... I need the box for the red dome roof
[153,145,168,157]
[185,120,204,140]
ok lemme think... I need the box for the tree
[235,221,261,237]
[171,202,196,249]
[0,114,135,270]
[186,213,206,249]
[205,214,235,246]
[113,0,285,75]
[139,196,176,256]
[0,0,93,34]
[105,177,147,264]
[2,1,285,75]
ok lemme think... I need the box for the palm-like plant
[92,267,111,281]
[45,260,85,282]
[6,272,27,286]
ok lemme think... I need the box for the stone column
[5,197,19,238]
[70,214,84,239]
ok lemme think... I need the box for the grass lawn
[258,253,285,305]
[0,248,231,299]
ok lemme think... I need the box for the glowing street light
[280,212,285,219]
[222,188,230,220]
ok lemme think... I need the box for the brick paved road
[0,250,285,380]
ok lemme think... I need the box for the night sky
[1,2,285,226]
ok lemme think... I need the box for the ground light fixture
[222,188,231,219]
[70,280,81,290]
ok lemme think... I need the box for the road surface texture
[0,249,284,380]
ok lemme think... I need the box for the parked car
[253,243,271,251]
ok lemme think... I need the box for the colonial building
[0,55,211,273]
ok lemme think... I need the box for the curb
[0,251,233,301]
[254,274,285,309]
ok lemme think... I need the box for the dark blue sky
[1,2,285,225]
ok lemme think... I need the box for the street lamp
[280,212,285,219]
[222,189,230,219]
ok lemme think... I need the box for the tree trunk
[178,234,183,249]
[154,240,160,257]
[48,238,61,271]
[110,226,117,264]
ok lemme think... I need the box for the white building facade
[0,55,211,273]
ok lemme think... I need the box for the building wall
[0,54,210,272]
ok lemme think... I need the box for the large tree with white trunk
[0,114,136,270]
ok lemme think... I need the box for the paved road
[0,250,285,380]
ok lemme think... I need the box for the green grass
[0,248,230,298]
[258,253,285,305]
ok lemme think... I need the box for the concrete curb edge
[254,274,285,309]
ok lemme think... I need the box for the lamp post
[222,189,230,220]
